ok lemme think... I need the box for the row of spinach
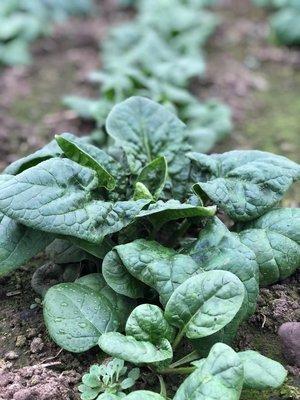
[64,0,232,154]
[0,0,94,66]
[253,0,300,45]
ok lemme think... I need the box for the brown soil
[0,0,299,399]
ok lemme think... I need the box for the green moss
[241,378,300,400]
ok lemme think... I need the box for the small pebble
[15,335,26,348]
[4,351,19,361]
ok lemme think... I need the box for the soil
[0,0,299,399]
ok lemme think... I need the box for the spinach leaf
[0,212,54,277]
[137,200,216,229]
[189,150,300,221]
[106,97,191,198]
[76,273,136,329]
[186,217,259,318]
[0,158,148,243]
[164,270,245,339]
[239,350,287,389]
[125,304,175,344]
[239,208,300,285]
[45,239,89,264]
[55,134,116,190]
[43,283,120,353]
[98,333,173,364]
[174,343,244,400]
[102,249,147,299]
[107,239,201,305]
[135,156,167,199]
[125,391,165,400]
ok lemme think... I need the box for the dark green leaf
[174,343,243,400]
[98,332,173,364]
[137,200,216,228]
[189,150,300,221]
[125,304,175,344]
[44,283,120,352]
[240,208,300,285]
[164,270,245,339]
[55,134,116,190]
[0,212,53,277]
[136,156,167,198]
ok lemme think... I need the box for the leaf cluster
[79,358,140,399]
[253,0,300,45]
[64,0,231,154]
[0,96,299,398]
[0,0,94,66]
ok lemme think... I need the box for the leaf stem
[160,367,196,376]
[172,330,184,351]
[158,375,167,398]
[169,350,199,369]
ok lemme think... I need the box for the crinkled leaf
[135,156,167,198]
[126,304,175,344]
[137,200,216,228]
[240,208,300,285]
[186,217,259,318]
[106,97,190,199]
[113,239,202,305]
[239,350,287,389]
[46,239,88,264]
[189,150,300,221]
[0,158,148,243]
[0,212,54,277]
[174,343,244,400]
[43,283,119,353]
[102,249,147,299]
[76,273,136,329]
[55,134,116,190]
[98,332,172,364]
[164,270,245,339]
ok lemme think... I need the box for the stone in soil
[278,322,300,367]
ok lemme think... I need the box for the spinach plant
[64,0,231,154]
[0,96,299,398]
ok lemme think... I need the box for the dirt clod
[30,338,44,354]
[4,352,19,361]
[0,365,80,400]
